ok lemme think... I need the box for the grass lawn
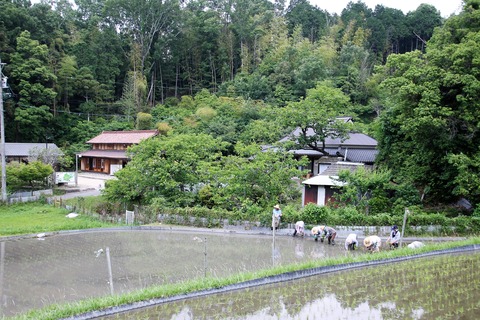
[0,201,114,237]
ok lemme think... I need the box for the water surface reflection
[105,252,480,319]
[0,229,359,317]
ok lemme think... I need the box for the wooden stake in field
[400,208,409,248]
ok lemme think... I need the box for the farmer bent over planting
[364,235,382,252]
[345,233,358,251]
[311,225,337,245]
[293,221,305,237]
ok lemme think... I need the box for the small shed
[302,162,365,206]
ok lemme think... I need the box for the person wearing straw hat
[271,204,282,230]
[364,235,381,252]
[311,225,325,241]
[345,233,358,251]
[311,225,337,244]
[386,225,401,249]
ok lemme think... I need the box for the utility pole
[0,58,7,202]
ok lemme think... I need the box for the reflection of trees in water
[109,252,480,319]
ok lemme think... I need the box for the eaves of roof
[78,150,129,160]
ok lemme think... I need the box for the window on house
[318,163,331,174]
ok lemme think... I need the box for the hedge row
[82,199,480,236]
[152,204,480,236]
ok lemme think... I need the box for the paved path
[58,188,101,199]
[55,172,115,199]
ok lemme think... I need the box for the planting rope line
[66,244,480,320]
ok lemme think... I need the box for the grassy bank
[11,237,480,320]
[0,202,114,237]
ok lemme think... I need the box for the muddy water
[0,229,358,317]
[104,252,480,320]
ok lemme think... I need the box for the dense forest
[1,0,480,220]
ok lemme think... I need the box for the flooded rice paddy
[0,229,360,318]
[103,251,480,320]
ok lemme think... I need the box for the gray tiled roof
[280,129,377,147]
[5,143,61,157]
[292,147,378,163]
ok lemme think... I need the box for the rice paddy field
[103,251,480,319]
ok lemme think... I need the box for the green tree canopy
[103,133,228,205]
[279,81,352,155]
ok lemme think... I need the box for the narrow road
[57,188,101,199]
[54,172,115,200]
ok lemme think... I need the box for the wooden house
[280,129,378,176]
[276,117,379,207]
[79,130,158,175]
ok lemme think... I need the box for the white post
[75,154,78,186]
[400,208,409,248]
[0,60,7,202]
[203,237,207,278]
[272,213,276,238]
[272,213,276,266]
[106,247,114,295]
[0,242,5,303]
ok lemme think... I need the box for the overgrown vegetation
[2,1,480,222]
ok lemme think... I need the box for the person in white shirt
[386,225,401,249]
[293,221,305,237]
[345,233,358,251]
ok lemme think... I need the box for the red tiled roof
[87,130,158,144]
[78,150,129,159]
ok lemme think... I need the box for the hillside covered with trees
[2,0,480,225]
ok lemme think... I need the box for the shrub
[337,206,365,225]
[368,196,390,214]
[301,204,330,224]
[370,213,396,226]
[409,213,447,226]
[281,204,302,224]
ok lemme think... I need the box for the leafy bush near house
[301,203,330,224]
[408,212,447,226]
[336,206,365,225]
[279,204,302,224]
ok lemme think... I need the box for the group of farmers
[272,204,412,252]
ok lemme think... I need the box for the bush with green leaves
[300,203,330,224]
[6,161,54,190]
[336,206,366,225]
[279,204,302,224]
